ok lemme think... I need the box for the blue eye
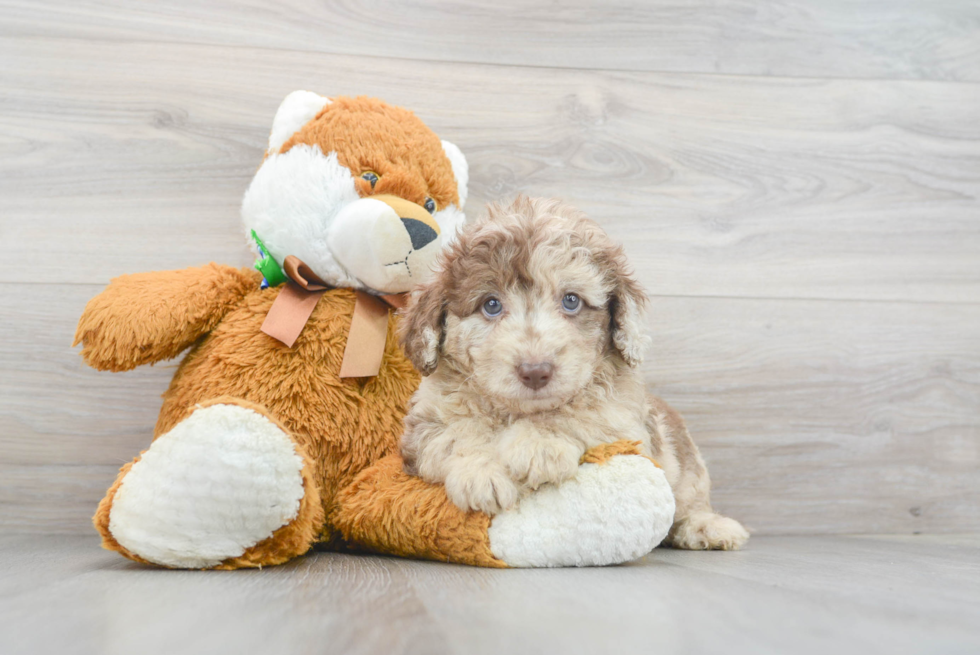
[561,293,582,313]
[424,197,436,214]
[482,297,503,318]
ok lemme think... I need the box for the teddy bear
[74,91,675,569]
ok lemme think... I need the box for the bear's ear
[267,91,330,155]
[441,140,468,209]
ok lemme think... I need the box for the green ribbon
[251,229,287,287]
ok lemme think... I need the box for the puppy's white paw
[445,463,520,515]
[669,511,750,550]
[504,437,582,490]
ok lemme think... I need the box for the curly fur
[398,197,749,549]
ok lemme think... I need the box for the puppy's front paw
[444,464,520,515]
[505,437,582,490]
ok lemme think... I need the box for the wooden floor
[0,533,978,655]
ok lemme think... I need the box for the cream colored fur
[487,455,675,567]
[400,196,749,550]
[108,404,306,568]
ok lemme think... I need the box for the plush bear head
[242,92,468,294]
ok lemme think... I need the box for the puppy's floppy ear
[398,275,446,375]
[606,251,651,368]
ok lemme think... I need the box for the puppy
[398,196,749,550]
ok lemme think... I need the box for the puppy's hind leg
[669,509,749,551]
[649,398,749,551]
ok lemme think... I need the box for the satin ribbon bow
[260,255,406,378]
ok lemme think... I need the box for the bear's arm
[74,263,261,372]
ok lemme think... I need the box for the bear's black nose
[400,218,438,250]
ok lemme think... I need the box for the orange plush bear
[75,92,674,569]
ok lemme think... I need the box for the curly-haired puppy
[398,196,749,550]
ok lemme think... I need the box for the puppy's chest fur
[499,390,650,453]
[403,365,652,476]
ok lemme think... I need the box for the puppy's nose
[518,362,554,390]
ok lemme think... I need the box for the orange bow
[260,255,406,378]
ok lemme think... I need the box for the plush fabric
[86,277,420,566]
[83,270,676,569]
[74,264,258,371]
[487,447,675,568]
[333,453,507,568]
[79,91,675,570]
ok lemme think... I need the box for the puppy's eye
[561,293,582,314]
[482,297,503,318]
[423,197,437,214]
[361,171,379,189]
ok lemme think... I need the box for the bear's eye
[482,297,503,318]
[361,171,379,189]
[561,293,582,314]
[423,197,437,214]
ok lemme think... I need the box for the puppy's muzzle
[518,362,554,390]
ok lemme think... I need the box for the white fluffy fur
[243,147,465,292]
[107,404,306,568]
[440,140,468,209]
[327,197,459,292]
[242,145,363,289]
[244,92,469,291]
[267,90,330,154]
[431,203,467,249]
[488,456,675,567]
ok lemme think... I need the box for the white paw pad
[487,455,675,567]
[108,404,306,568]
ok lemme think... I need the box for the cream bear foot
[106,403,306,568]
[487,454,676,567]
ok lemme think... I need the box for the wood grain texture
[2,284,977,534]
[1,534,979,655]
[2,37,979,302]
[0,2,979,537]
[2,0,980,81]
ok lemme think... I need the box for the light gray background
[2,0,978,536]
[1,3,979,653]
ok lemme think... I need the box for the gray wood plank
[3,283,977,535]
[0,465,121,533]
[2,37,979,303]
[655,533,980,627]
[2,0,979,81]
[1,534,978,655]
[0,535,453,655]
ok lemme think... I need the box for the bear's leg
[93,400,323,569]
[331,440,674,568]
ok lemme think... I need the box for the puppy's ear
[607,252,651,368]
[398,276,446,375]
